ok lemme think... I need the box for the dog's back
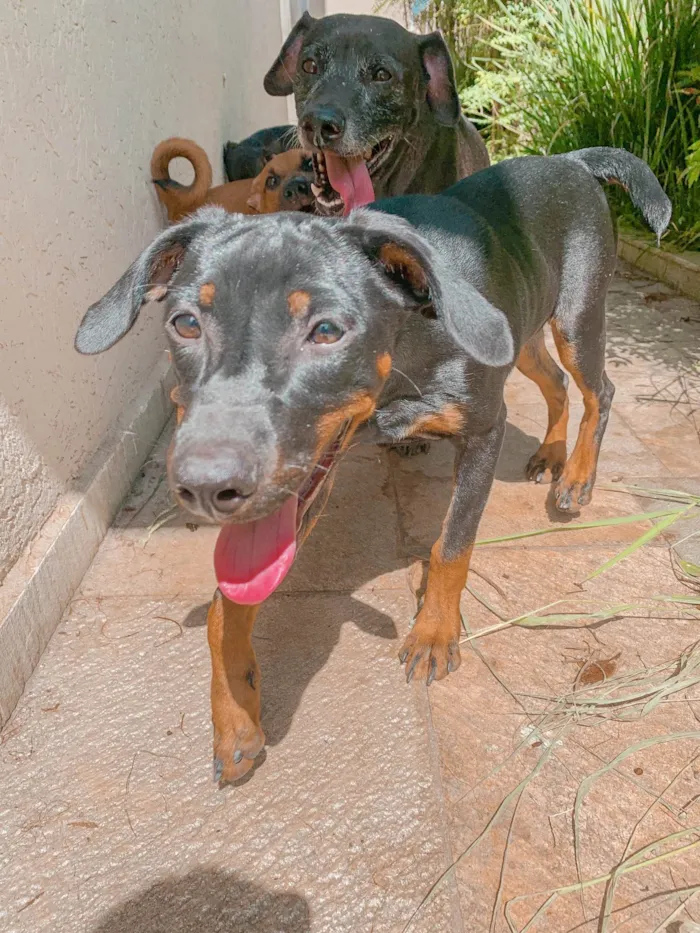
[370,148,671,344]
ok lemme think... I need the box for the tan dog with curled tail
[151,137,315,223]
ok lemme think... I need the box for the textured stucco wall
[0,0,287,582]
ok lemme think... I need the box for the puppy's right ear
[75,213,215,355]
[264,11,314,96]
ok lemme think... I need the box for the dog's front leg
[400,411,506,684]
[208,590,265,783]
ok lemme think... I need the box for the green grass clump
[462,0,700,249]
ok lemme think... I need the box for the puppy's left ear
[75,208,226,355]
[418,32,461,127]
[264,11,315,96]
[347,212,513,368]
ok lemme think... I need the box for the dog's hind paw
[525,441,566,483]
[554,476,593,513]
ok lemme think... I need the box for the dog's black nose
[301,106,345,146]
[173,444,259,518]
[283,176,310,200]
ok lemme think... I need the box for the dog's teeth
[363,147,372,160]
[311,183,323,197]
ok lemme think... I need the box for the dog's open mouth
[213,424,350,605]
[311,137,394,215]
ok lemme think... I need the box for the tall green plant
[462,0,700,248]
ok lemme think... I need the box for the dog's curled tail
[150,138,213,222]
[562,147,672,244]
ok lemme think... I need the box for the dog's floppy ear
[417,32,461,127]
[346,211,513,368]
[264,11,315,96]
[75,212,217,355]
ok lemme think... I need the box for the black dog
[76,147,670,783]
[223,125,296,182]
[264,12,489,215]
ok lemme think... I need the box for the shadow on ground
[93,868,310,933]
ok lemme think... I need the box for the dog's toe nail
[213,758,223,782]
[406,652,422,683]
[427,656,437,686]
[233,750,243,764]
[398,648,409,664]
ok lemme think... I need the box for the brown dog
[151,137,315,223]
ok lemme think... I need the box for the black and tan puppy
[76,147,670,783]
[264,12,489,214]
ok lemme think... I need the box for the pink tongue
[324,151,375,215]
[214,497,297,605]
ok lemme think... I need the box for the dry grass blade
[141,504,179,546]
[572,733,700,925]
[599,483,700,506]
[505,828,700,933]
[601,751,700,932]
[401,737,563,933]
[474,507,682,547]
[649,887,700,933]
[459,602,640,646]
[584,506,695,581]
[534,642,700,728]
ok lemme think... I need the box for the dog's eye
[171,313,201,340]
[308,320,344,345]
[301,156,313,172]
[302,58,318,75]
[373,67,392,82]
[265,173,280,191]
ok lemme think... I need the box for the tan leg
[208,590,265,784]
[551,321,614,512]
[516,329,569,482]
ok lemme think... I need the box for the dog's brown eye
[171,313,201,340]
[302,58,318,75]
[265,172,280,191]
[308,320,344,345]
[373,67,392,82]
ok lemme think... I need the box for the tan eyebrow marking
[199,282,216,306]
[288,289,311,317]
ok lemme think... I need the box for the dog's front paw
[213,711,265,785]
[526,441,567,483]
[399,622,461,685]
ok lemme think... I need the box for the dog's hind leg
[516,328,570,482]
[550,298,615,513]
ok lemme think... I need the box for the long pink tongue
[324,151,375,215]
[214,497,297,605]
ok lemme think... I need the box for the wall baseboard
[619,235,700,301]
[0,358,174,727]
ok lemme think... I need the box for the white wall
[0,0,287,582]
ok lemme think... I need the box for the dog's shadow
[182,418,545,762]
[184,590,396,753]
[92,867,310,933]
